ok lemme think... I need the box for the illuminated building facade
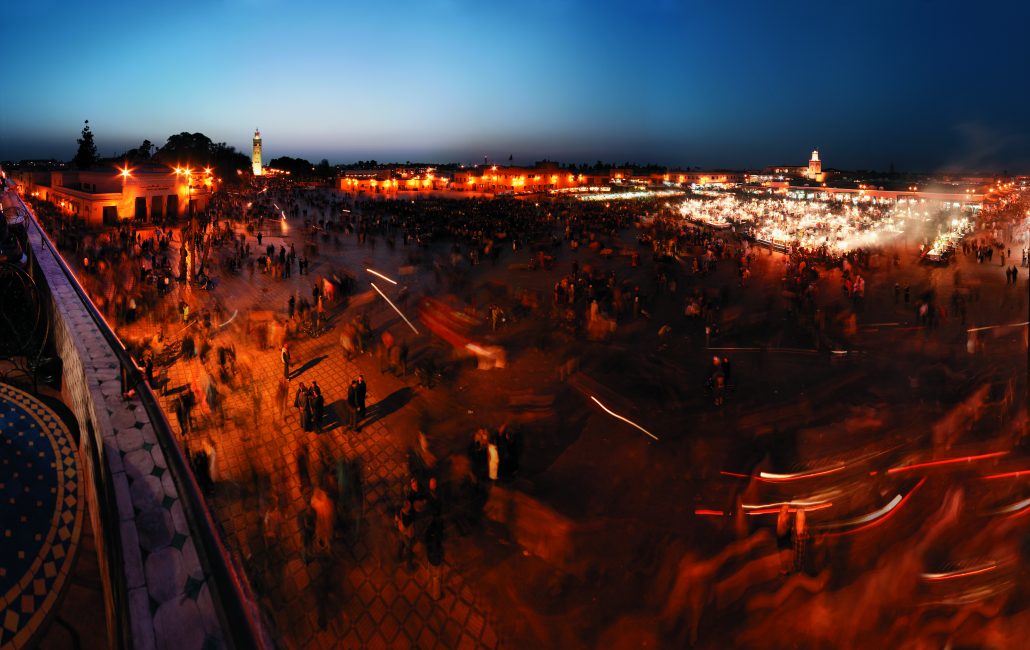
[252,129,263,176]
[805,149,825,182]
[14,164,214,225]
[452,163,603,193]
[650,170,745,186]
[337,168,450,195]
[766,150,828,183]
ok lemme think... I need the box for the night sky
[2,0,1027,171]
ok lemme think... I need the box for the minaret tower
[808,148,821,179]
[252,128,263,176]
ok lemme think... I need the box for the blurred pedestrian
[395,500,416,570]
[281,343,291,380]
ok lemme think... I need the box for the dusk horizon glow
[3,0,1028,172]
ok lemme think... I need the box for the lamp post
[185,168,193,219]
[117,164,132,222]
[174,166,194,220]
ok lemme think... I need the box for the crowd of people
[12,172,1030,645]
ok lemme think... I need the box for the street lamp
[117,164,133,221]
[175,166,194,219]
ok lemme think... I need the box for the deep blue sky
[2,0,1027,171]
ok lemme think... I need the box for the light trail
[745,502,833,516]
[966,321,1029,333]
[366,268,398,285]
[588,395,659,441]
[993,497,1030,515]
[218,310,239,328]
[822,495,902,529]
[371,282,420,335]
[982,470,1030,480]
[821,477,926,536]
[922,563,997,581]
[759,465,845,481]
[742,499,831,510]
[886,451,1007,474]
[694,509,725,517]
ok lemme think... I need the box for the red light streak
[694,509,724,516]
[982,470,1030,480]
[922,563,997,582]
[744,502,833,516]
[822,478,926,537]
[886,452,1006,474]
[759,465,845,481]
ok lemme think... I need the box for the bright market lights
[675,191,976,255]
[578,189,684,202]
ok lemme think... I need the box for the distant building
[453,163,593,193]
[649,170,745,186]
[336,161,619,195]
[763,149,828,182]
[805,149,825,182]
[14,163,214,225]
[252,129,263,176]
[337,167,450,195]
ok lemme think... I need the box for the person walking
[776,505,793,575]
[310,486,334,554]
[281,343,292,381]
[425,505,444,599]
[395,500,416,571]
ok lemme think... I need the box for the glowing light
[886,451,1007,474]
[675,190,977,255]
[994,497,1030,515]
[744,502,833,515]
[821,478,926,536]
[719,471,750,479]
[922,563,997,581]
[218,310,239,328]
[966,321,1029,333]
[742,499,831,509]
[759,465,845,482]
[579,190,683,202]
[982,470,1030,479]
[366,268,397,285]
[371,282,419,334]
[588,395,659,441]
[694,509,725,516]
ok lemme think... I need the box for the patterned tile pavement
[130,213,505,649]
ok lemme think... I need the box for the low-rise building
[650,170,745,186]
[15,163,214,225]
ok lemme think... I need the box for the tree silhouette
[72,120,99,169]
[151,132,249,182]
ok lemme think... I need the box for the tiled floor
[136,218,503,649]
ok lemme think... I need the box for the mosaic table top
[0,383,84,650]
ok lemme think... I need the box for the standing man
[281,343,292,381]
[346,380,359,430]
[312,381,325,433]
[356,374,367,419]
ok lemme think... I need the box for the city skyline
[2,0,1029,171]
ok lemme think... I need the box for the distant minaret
[252,128,263,176]
[808,148,821,178]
